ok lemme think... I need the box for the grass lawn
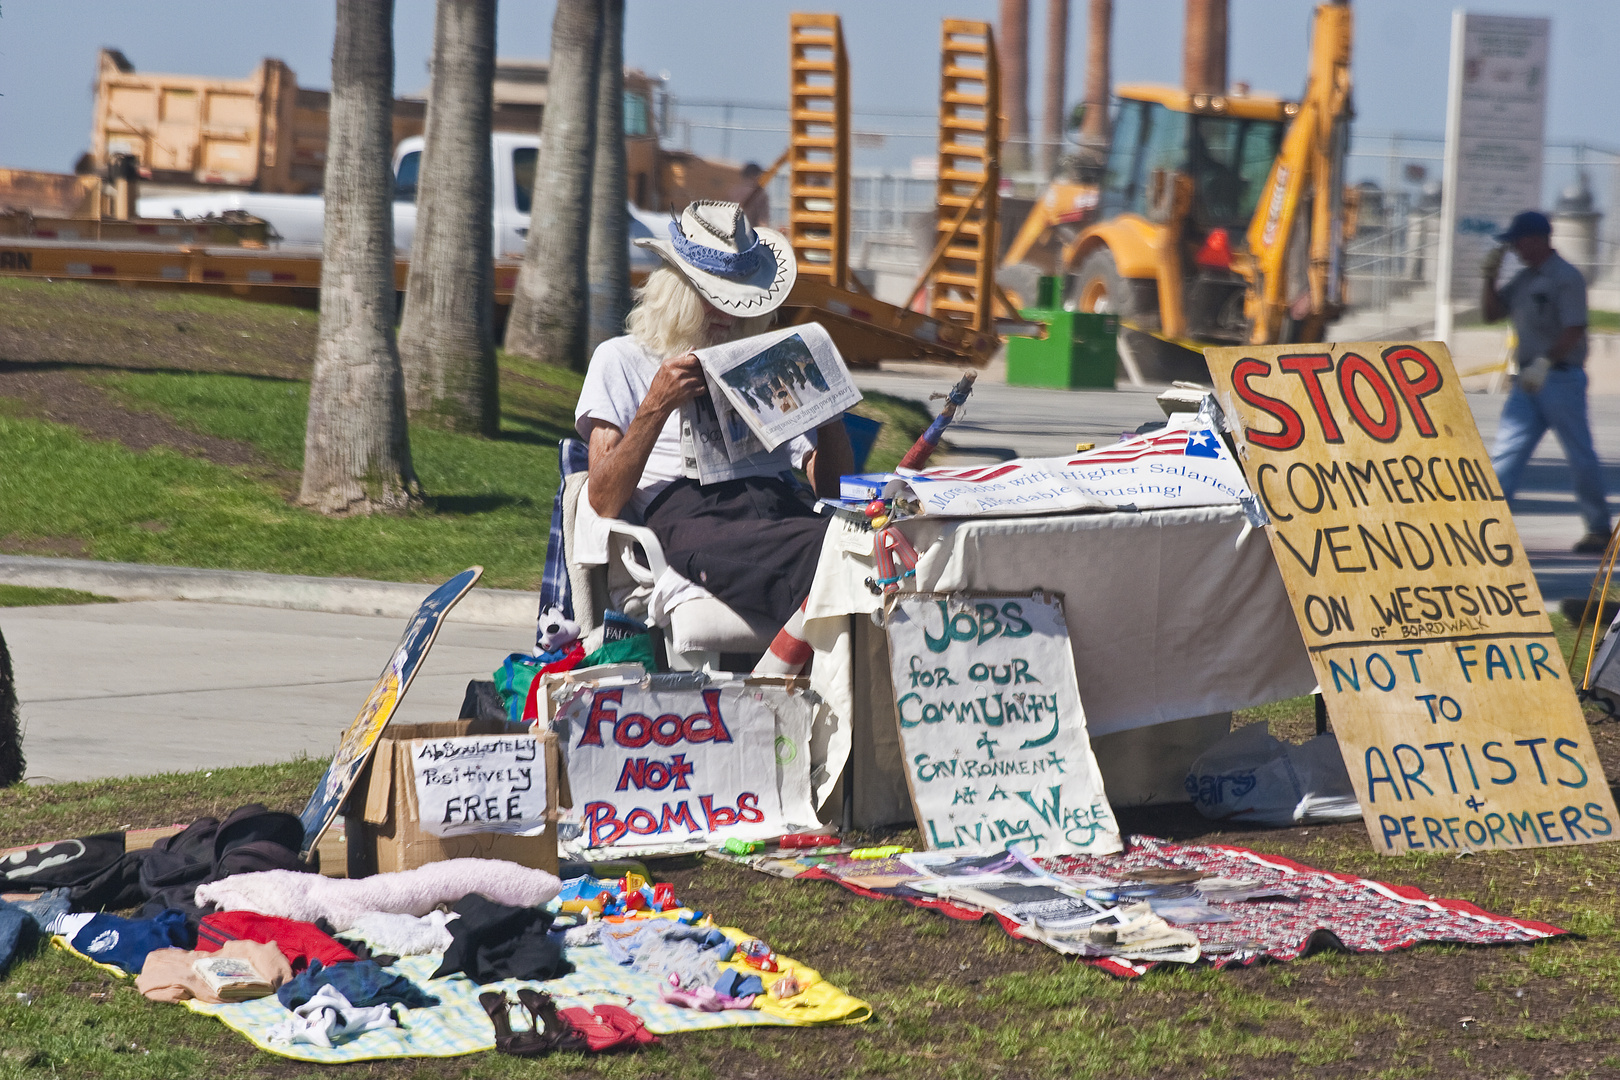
[0,279,936,591]
[5,669,1620,1078]
[0,586,117,607]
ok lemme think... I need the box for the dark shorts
[644,477,831,628]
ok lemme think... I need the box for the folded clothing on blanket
[195,859,561,932]
[430,894,573,984]
[196,911,357,973]
[53,806,306,919]
[276,959,439,1011]
[70,909,192,975]
[340,911,456,958]
[269,985,397,1049]
[137,939,292,1003]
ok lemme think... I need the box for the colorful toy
[865,500,919,595]
[778,833,840,849]
[722,837,766,856]
[736,937,779,972]
[850,845,912,860]
[556,873,679,917]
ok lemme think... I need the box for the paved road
[6,601,534,784]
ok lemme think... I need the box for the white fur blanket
[194,859,561,932]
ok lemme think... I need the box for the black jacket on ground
[430,893,573,984]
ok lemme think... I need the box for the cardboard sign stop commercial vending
[1206,341,1617,854]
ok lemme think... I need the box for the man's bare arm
[586,354,706,518]
[1481,247,1507,322]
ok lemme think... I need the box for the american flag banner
[887,421,1251,518]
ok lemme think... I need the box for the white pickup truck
[138,131,668,269]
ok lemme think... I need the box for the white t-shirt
[574,335,815,518]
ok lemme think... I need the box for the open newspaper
[679,322,862,484]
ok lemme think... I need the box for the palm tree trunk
[398,0,499,436]
[1080,0,1112,150]
[998,0,1030,173]
[1041,0,1068,177]
[586,0,630,355]
[300,0,420,514]
[504,0,602,370]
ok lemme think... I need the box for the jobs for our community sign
[1207,341,1617,854]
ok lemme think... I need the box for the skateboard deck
[298,566,483,857]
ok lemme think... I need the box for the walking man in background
[1483,210,1612,554]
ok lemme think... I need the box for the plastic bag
[1184,723,1360,826]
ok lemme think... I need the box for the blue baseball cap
[1496,210,1551,243]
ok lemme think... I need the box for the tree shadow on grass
[424,493,532,516]
[0,358,303,384]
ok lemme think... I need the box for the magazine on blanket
[693,322,862,454]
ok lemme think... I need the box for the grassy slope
[0,280,933,590]
[0,586,116,607]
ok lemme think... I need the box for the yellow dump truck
[87,49,745,212]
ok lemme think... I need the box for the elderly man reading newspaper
[574,201,855,629]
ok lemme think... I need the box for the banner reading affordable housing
[553,679,815,851]
[885,593,1121,857]
[1206,340,1617,854]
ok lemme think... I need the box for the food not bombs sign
[1206,341,1616,854]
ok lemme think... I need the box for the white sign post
[1435,11,1550,345]
[885,593,1121,857]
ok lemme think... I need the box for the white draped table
[800,504,1317,827]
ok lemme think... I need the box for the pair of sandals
[478,988,586,1056]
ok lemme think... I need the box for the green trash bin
[1006,275,1118,389]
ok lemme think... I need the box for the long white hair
[627,266,773,359]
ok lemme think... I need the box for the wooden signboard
[1206,341,1616,854]
[884,592,1121,856]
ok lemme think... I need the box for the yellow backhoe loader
[1004,0,1354,378]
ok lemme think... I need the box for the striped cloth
[540,438,591,628]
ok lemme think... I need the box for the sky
[2,0,1617,195]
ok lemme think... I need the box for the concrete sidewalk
[5,600,535,784]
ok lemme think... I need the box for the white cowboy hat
[634,200,796,316]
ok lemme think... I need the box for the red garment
[195,911,357,973]
[559,1004,657,1051]
[521,643,586,720]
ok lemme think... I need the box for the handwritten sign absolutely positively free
[885,593,1121,856]
[1206,341,1617,854]
[409,734,549,838]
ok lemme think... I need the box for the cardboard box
[344,719,559,877]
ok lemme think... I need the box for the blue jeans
[1490,366,1611,537]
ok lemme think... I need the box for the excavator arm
[1239,0,1353,345]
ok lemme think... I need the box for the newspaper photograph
[694,322,862,452]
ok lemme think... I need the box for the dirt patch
[0,534,88,557]
[0,363,296,488]
[0,279,317,381]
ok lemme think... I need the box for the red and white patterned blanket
[802,836,1564,978]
